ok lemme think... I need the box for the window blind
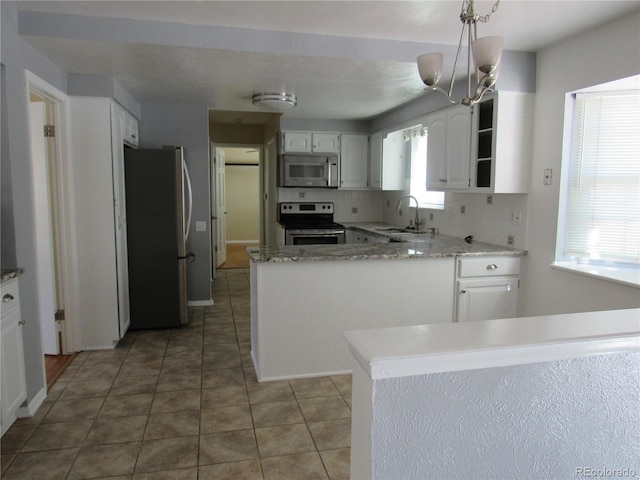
[566,92,640,265]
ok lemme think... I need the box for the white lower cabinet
[1,278,27,436]
[455,256,520,323]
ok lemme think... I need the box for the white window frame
[553,76,640,288]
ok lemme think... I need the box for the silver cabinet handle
[460,290,467,294]
[3,294,14,302]
[486,264,498,270]
[19,319,26,325]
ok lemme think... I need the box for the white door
[28,101,59,354]
[215,149,227,267]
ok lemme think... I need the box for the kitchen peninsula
[248,226,526,381]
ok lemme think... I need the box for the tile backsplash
[278,188,385,223]
[277,188,529,250]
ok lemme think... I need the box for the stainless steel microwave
[279,154,339,188]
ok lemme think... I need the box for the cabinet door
[313,133,340,153]
[283,132,312,152]
[445,106,471,189]
[456,277,518,323]
[369,132,383,189]
[426,110,447,189]
[340,134,369,189]
[1,283,27,433]
[110,106,131,337]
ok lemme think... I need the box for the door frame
[26,71,80,354]
[209,142,263,277]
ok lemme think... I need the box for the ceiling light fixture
[417,0,502,106]
[252,92,297,111]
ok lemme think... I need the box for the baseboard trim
[16,386,47,418]
[188,299,214,307]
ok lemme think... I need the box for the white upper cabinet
[469,92,533,193]
[369,131,383,189]
[282,132,340,153]
[339,133,369,189]
[426,104,472,191]
[375,130,405,191]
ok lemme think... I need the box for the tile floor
[0,269,352,479]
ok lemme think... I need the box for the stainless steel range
[278,202,346,245]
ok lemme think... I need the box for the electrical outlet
[429,213,434,221]
[386,200,390,207]
[507,235,514,246]
[511,211,522,224]
[486,195,493,205]
[544,169,552,185]
[460,205,466,214]
[352,207,358,214]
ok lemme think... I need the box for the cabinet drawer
[1,280,20,317]
[457,257,520,278]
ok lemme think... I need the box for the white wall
[521,12,640,316]
[369,352,640,479]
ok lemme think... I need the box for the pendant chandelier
[417,0,503,106]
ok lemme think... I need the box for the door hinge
[55,309,65,321]
[44,125,56,138]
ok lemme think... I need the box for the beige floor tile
[85,414,147,444]
[290,377,340,398]
[99,393,154,417]
[200,405,253,433]
[156,370,202,392]
[43,397,104,423]
[109,375,159,396]
[150,389,201,414]
[307,419,351,450]
[201,385,248,408]
[68,442,139,479]
[201,368,245,388]
[1,448,79,480]
[298,396,351,423]
[71,362,121,383]
[260,451,329,480]
[250,401,304,428]
[199,459,263,480]
[255,424,316,458]
[134,467,198,479]
[58,379,113,400]
[246,382,295,405]
[83,349,128,365]
[319,448,351,480]
[199,430,259,465]
[22,420,93,452]
[0,424,37,454]
[144,410,200,440]
[330,375,352,398]
[135,436,199,473]
[1,453,15,475]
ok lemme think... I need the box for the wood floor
[45,353,77,390]
[219,243,257,269]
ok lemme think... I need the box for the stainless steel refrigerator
[124,147,193,329]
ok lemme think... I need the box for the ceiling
[11,1,640,122]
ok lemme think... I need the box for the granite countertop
[1,268,25,284]
[248,223,527,264]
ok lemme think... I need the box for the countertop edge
[344,308,640,381]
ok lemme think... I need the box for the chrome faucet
[395,195,425,230]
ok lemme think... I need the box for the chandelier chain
[461,0,500,23]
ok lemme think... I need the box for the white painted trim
[16,386,47,418]
[188,299,214,307]
[226,240,260,244]
[551,261,640,288]
[26,71,81,355]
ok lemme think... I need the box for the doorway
[26,72,80,365]
[210,145,261,274]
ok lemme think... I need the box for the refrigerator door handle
[183,160,193,242]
